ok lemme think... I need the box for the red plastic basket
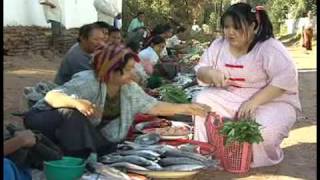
[205,112,252,173]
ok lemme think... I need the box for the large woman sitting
[23,42,210,158]
[193,3,301,168]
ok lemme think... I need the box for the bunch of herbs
[219,118,264,145]
[158,84,191,104]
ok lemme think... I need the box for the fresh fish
[100,155,153,167]
[203,159,221,168]
[99,155,123,164]
[95,163,131,180]
[158,157,205,166]
[145,161,163,171]
[134,133,161,145]
[117,144,135,151]
[162,164,205,171]
[117,150,160,161]
[163,148,209,162]
[109,162,149,171]
[119,142,167,155]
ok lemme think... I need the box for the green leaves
[219,119,264,145]
[147,75,163,89]
[159,84,191,104]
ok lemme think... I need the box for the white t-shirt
[138,47,159,65]
[192,24,201,32]
[304,18,315,29]
[166,35,181,48]
[39,0,62,23]
[93,0,120,26]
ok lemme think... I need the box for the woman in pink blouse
[193,3,301,168]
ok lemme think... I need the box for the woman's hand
[208,69,229,88]
[237,100,258,119]
[183,103,211,117]
[15,130,37,148]
[74,99,96,117]
[197,67,229,88]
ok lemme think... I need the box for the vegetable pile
[147,75,163,89]
[219,119,264,145]
[158,84,191,104]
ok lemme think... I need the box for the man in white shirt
[93,0,121,27]
[166,26,188,54]
[39,0,63,45]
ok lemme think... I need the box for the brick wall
[4,26,79,56]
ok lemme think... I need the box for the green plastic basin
[44,156,85,180]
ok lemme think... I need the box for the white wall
[4,0,122,29]
[285,16,317,35]
[63,0,97,28]
[4,0,49,27]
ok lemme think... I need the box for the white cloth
[166,35,181,48]
[160,46,168,57]
[304,17,315,29]
[93,0,120,26]
[39,0,62,23]
[138,47,159,65]
[191,24,201,32]
[114,18,122,29]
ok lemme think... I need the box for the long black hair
[220,3,274,52]
[150,23,173,37]
[142,35,166,50]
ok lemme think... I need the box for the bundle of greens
[147,75,163,89]
[219,119,264,145]
[158,84,191,104]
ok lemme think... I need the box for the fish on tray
[158,157,206,166]
[117,143,166,155]
[100,155,154,167]
[116,150,161,161]
[95,163,131,180]
[109,162,149,171]
[145,161,163,171]
[134,133,161,145]
[162,164,205,171]
[162,147,209,162]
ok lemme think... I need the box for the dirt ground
[3,42,317,180]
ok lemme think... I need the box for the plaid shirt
[32,70,158,142]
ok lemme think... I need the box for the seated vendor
[193,3,301,168]
[166,26,189,54]
[23,42,210,159]
[4,128,36,180]
[129,35,166,87]
[54,23,105,85]
[145,24,180,80]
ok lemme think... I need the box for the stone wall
[4,26,79,56]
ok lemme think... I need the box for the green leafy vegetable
[158,84,191,104]
[147,75,163,89]
[219,118,264,145]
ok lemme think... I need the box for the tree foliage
[122,0,316,34]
